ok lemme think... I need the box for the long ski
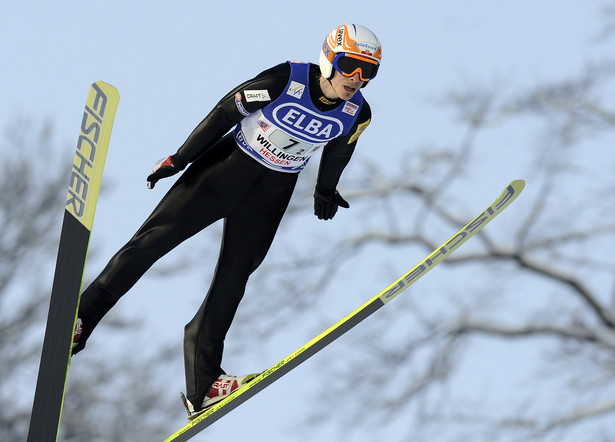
[27,81,119,442]
[164,179,525,442]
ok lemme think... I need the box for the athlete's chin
[340,87,358,100]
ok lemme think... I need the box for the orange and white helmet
[319,24,382,83]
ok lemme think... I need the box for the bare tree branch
[511,253,615,329]
[452,320,615,349]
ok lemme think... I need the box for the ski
[164,180,525,442]
[27,81,119,442]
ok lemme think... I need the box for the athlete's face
[322,70,364,100]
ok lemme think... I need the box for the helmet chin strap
[326,76,335,92]
[320,70,369,98]
[319,73,339,100]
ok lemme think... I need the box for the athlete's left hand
[314,186,350,220]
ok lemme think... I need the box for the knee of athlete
[183,320,204,344]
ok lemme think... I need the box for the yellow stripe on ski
[65,81,119,231]
[164,179,525,441]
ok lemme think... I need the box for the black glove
[146,154,187,189]
[314,186,350,220]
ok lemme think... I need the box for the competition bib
[233,62,363,173]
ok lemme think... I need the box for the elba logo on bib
[342,101,359,116]
[273,103,344,142]
[286,81,305,99]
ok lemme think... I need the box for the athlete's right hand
[314,186,350,220]
[146,154,187,189]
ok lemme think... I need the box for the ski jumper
[76,61,372,409]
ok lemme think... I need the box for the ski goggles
[332,52,380,82]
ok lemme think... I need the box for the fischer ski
[164,180,525,442]
[27,81,119,442]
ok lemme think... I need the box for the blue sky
[2,2,610,441]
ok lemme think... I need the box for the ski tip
[92,81,120,99]
[510,179,525,190]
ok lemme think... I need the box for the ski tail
[164,180,525,441]
[27,81,119,442]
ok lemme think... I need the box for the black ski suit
[76,61,372,409]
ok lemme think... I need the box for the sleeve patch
[234,92,251,116]
[244,89,271,102]
[348,119,370,144]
